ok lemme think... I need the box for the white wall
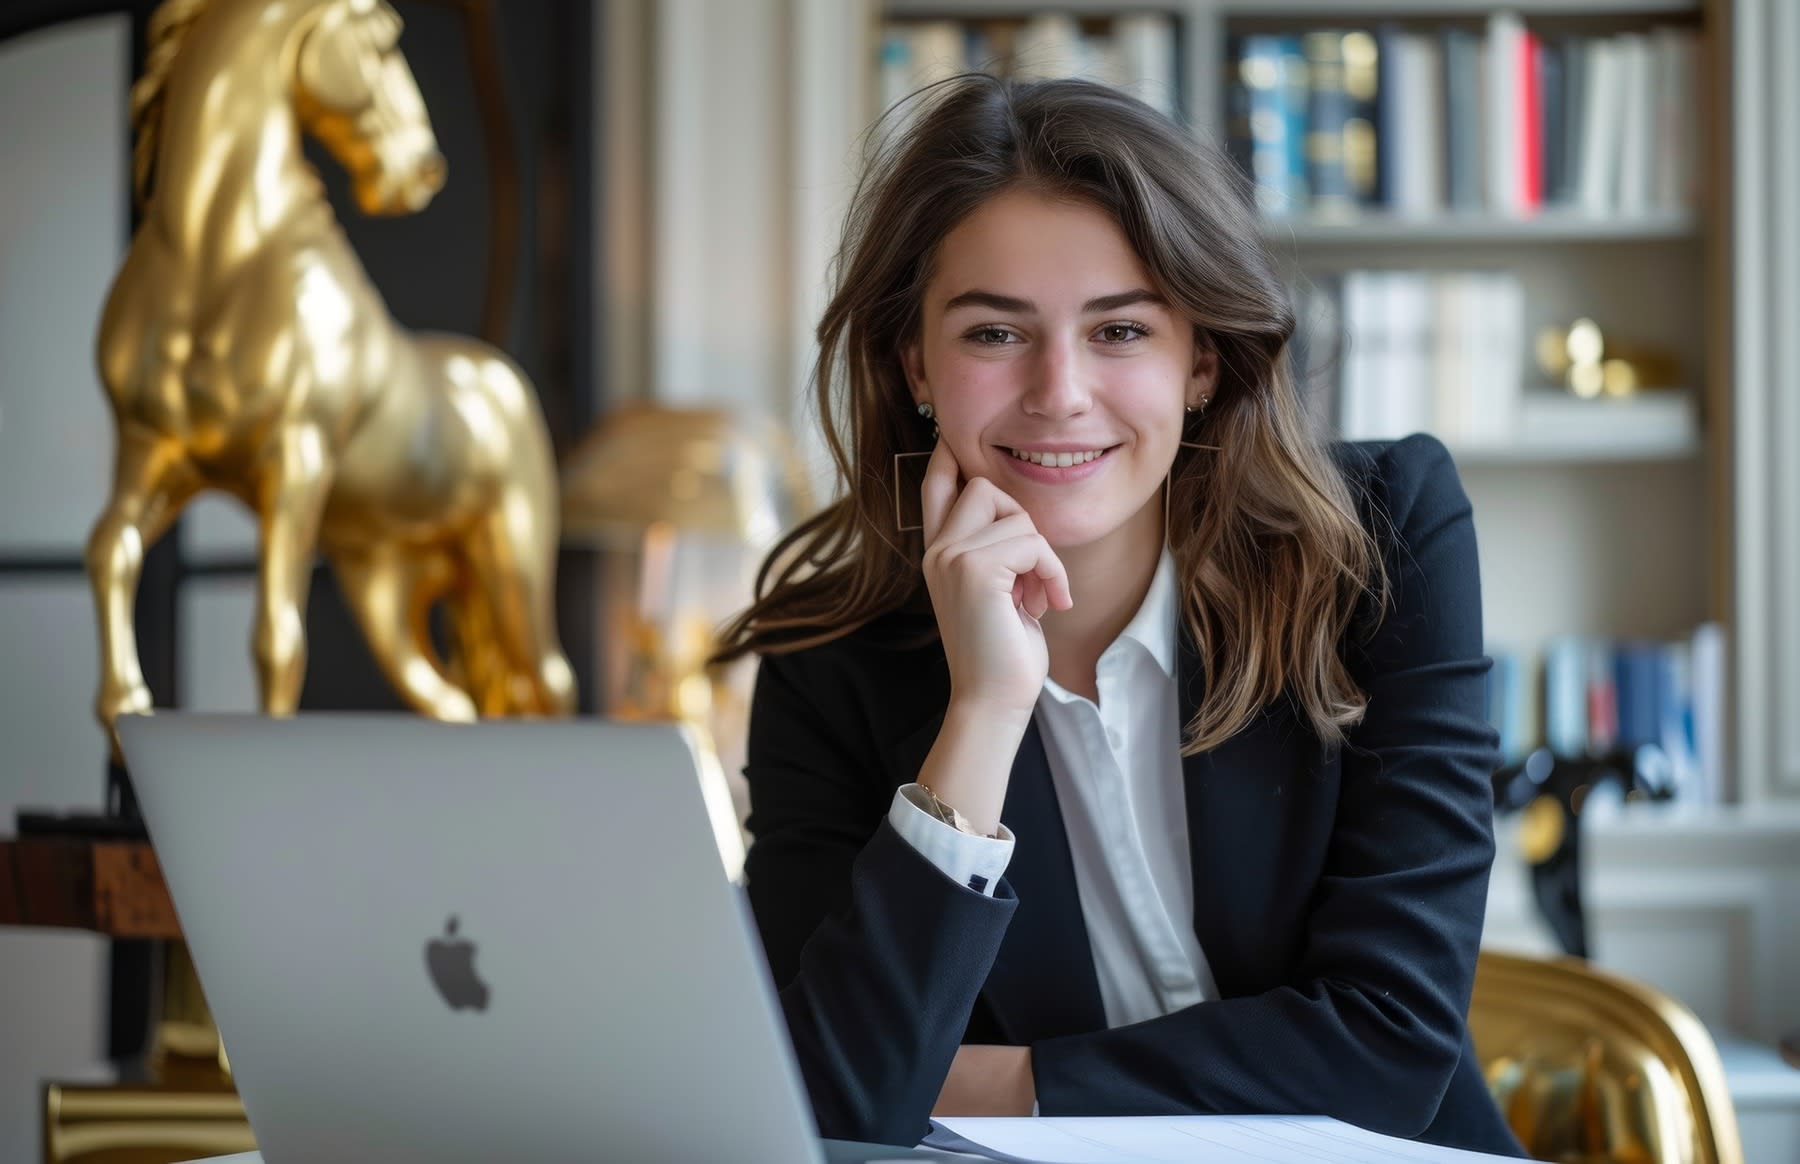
[625,0,866,499]
[0,17,133,1161]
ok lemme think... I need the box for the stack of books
[1289,272,1699,451]
[1227,16,1701,220]
[877,12,1179,120]
[1486,625,1726,805]
[1292,269,1525,445]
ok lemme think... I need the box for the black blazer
[741,434,1527,1158]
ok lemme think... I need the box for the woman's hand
[911,440,1072,834]
[933,1045,1037,1117]
[919,439,1073,720]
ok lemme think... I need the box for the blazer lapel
[1178,631,1327,998]
[980,716,1106,1044]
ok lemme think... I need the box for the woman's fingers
[968,533,1067,607]
[932,475,1028,549]
[919,439,962,546]
[935,512,1038,560]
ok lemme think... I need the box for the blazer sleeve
[742,645,1018,1146]
[1030,433,1501,1139]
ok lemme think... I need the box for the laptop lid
[118,712,824,1164]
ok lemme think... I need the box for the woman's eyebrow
[942,288,1168,314]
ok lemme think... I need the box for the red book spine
[1518,28,1542,211]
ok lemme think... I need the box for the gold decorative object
[1471,950,1745,1164]
[561,404,814,877]
[1517,793,1567,866]
[87,0,574,759]
[1536,318,1684,399]
[44,1086,254,1164]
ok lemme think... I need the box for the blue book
[1544,636,1588,759]
[1614,642,1660,751]
[1376,24,1404,209]
[1240,36,1293,216]
[1304,31,1354,211]
[1276,36,1312,214]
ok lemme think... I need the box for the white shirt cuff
[887,784,1015,897]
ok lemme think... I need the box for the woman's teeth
[1010,448,1106,467]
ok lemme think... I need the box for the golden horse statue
[88,0,575,754]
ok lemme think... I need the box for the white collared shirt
[887,548,1218,1029]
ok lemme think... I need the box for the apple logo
[424,915,490,1012]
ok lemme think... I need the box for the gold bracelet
[918,782,992,838]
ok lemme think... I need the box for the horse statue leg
[251,424,336,716]
[461,494,576,716]
[330,544,479,722]
[87,425,201,755]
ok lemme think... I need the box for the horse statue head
[92,0,575,758]
[291,0,446,214]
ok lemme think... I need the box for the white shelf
[883,0,1703,13]
[884,0,1187,14]
[1217,0,1700,15]
[1262,210,1699,246]
[1448,435,1701,465]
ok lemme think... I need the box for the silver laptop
[119,712,958,1164]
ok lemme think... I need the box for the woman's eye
[1098,323,1149,343]
[969,327,1015,345]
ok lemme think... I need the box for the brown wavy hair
[712,74,1388,754]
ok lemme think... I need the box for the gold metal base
[1471,950,1745,1164]
[42,1085,252,1164]
[42,942,253,1164]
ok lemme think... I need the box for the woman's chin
[1031,511,1127,554]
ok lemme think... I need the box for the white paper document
[928,1115,1521,1163]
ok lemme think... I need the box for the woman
[712,74,1524,1158]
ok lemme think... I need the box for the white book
[1615,33,1654,215]
[1389,272,1436,437]
[1431,274,1469,443]
[1690,621,1726,804]
[1460,274,1491,441]
[906,21,966,88]
[1485,12,1523,216]
[1012,13,1084,81]
[1661,640,1702,803]
[1653,27,1698,212]
[1399,34,1446,215]
[1115,14,1178,118]
[1340,271,1383,440]
[1472,273,1524,443]
[1577,37,1624,215]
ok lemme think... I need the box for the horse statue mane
[89,0,576,755]
[129,0,210,206]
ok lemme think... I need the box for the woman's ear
[901,338,930,409]
[1188,343,1219,408]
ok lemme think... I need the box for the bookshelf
[868,0,1726,805]
[1260,210,1697,244]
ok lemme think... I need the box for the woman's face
[903,188,1216,551]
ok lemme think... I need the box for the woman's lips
[997,444,1120,484]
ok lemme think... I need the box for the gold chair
[1470,950,1745,1164]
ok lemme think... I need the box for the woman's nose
[1022,338,1092,418]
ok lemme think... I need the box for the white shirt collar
[1044,546,1179,705]
[1117,545,1179,680]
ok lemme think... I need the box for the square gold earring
[892,451,933,532]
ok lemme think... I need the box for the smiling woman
[710,73,1522,1159]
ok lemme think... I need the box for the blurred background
[1,0,1797,1161]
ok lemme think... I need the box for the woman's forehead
[929,193,1155,309]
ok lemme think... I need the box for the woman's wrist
[944,692,1036,736]
[918,698,1035,836]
